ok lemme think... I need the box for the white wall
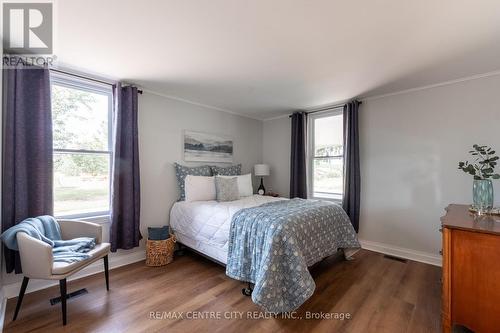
[262,74,500,258]
[262,118,291,197]
[359,74,500,256]
[139,91,263,235]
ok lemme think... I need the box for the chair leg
[13,277,29,321]
[103,255,109,291]
[59,279,67,325]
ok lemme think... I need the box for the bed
[170,195,284,264]
[170,194,360,313]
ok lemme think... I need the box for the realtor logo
[3,2,53,54]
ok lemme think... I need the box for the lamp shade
[254,164,270,176]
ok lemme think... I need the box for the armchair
[13,219,111,325]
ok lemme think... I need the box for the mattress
[170,195,285,264]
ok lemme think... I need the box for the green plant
[458,145,500,180]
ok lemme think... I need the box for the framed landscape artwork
[183,130,233,163]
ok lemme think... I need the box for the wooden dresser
[441,204,500,333]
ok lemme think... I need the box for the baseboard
[3,249,145,299]
[358,239,442,267]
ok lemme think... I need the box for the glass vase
[473,179,494,214]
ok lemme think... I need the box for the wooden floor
[4,249,441,333]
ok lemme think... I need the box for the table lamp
[254,164,270,195]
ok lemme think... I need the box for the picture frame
[183,130,233,163]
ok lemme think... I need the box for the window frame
[307,108,344,202]
[50,72,114,219]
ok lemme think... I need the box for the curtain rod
[49,68,143,94]
[288,101,362,118]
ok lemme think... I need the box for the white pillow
[184,175,216,202]
[219,173,253,197]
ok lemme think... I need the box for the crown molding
[141,89,263,121]
[362,69,500,102]
[262,69,500,121]
[52,64,500,123]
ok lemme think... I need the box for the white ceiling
[54,0,500,119]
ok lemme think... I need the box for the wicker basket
[146,235,176,267]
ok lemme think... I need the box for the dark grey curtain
[110,84,141,252]
[2,62,53,273]
[290,112,308,199]
[343,100,361,232]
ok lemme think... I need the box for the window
[51,73,113,217]
[308,109,344,200]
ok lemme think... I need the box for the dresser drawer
[450,230,500,332]
[441,204,500,333]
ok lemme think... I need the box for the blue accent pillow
[211,164,242,176]
[174,163,213,201]
[148,226,169,240]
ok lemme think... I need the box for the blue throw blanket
[226,199,360,313]
[1,216,96,263]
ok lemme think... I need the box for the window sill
[311,196,343,204]
[55,214,111,225]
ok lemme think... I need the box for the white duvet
[170,195,285,264]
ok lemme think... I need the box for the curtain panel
[290,112,308,199]
[2,63,53,273]
[342,100,361,232]
[110,84,142,252]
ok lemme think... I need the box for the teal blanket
[1,216,96,263]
